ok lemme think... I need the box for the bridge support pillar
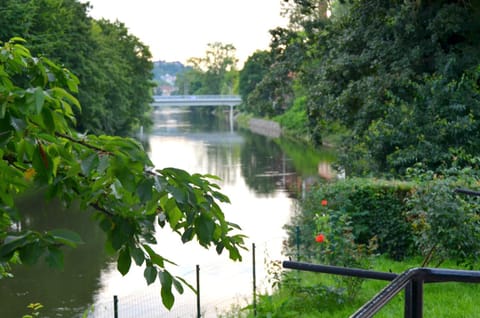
[229,105,234,132]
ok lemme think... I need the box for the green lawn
[225,257,480,317]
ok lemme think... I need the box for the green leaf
[41,106,55,132]
[159,270,174,309]
[117,248,131,276]
[144,265,157,285]
[45,246,64,269]
[174,276,195,292]
[34,87,45,114]
[181,227,195,243]
[19,242,44,265]
[195,214,215,244]
[169,186,186,204]
[136,179,153,202]
[48,229,83,248]
[165,198,183,228]
[130,245,145,266]
[172,276,184,294]
[81,153,99,175]
[0,234,31,260]
[143,244,164,267]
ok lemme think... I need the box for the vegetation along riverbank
[3,0,480,316]
[229,0,480,316]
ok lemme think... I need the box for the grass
[221,256,480,317]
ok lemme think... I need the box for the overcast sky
[81,0,287,65]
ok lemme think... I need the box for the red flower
[321,199,328,206]
[315,233,325,243]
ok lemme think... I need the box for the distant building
[159,84,176,96]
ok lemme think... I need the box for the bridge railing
[153,95,241,101]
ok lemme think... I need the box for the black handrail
[282,260,397,281]
[282,261,480,318]
[454,188,480,197]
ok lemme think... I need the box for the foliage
[238,256,480,318]
[241,0,480,176]
[176,42,239,95]
[0,0,153,136]
[86,19,154,136]
[274,95,309,137]
[0,39,245,309]
[304,1,480,174]
[285,178,415,262]
[238,50,273,114]
[342,67,480,175]
[152,61,186,83]
[313,200,378,300]
[405,163,480,267]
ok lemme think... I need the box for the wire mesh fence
[83,238,284,318]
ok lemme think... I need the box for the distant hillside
[152,61,190,95]
[152,61,187,82]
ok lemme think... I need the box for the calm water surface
[0,108,335,317]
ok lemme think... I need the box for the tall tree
[85,19,153,135]
[0,39,245,308]
[177,42,239,95]
[294,0,480,174]
[0,0,153,136]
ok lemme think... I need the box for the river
[0,107,335,317]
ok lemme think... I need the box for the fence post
[296,226,300,260]
[252,243,257,317]
[196,265,201,318]
[113,295,118,318]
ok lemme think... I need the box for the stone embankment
[248,118,281,138]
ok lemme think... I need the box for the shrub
[406,163,480,267]
[285,178,415,262]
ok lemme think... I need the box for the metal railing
[152,95,242,107]
[282,261,480,318]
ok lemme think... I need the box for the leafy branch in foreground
[0,38,246,309]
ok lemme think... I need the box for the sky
[81,0,288,66]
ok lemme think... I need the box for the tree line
[1,0,153,136]
[0,1,246,309]
[238,0,480,177]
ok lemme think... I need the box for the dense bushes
[285,169,480,266]
[285,178,414,261]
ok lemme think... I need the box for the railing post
[113,295,118,318]
[404,282,412,318]
[295,226,300,261]
[252,243,257,317]
[196,265,201,318]
[404,280,423,318]
[229,105,234,133]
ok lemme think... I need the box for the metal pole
[113,295,118,318]
[252,243,257,317]
[196,265,201,318]
[411,279,424,318]
[296,226,300,261]
[229,105,234,133]
[404,282,412,318]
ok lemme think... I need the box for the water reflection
[0,108,335,317]
[0,192,107,317]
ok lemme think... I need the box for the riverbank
[235,113,283,139]
[234,112,340,148]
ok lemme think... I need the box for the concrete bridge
[152,95,241,107]
[152,95,242,131]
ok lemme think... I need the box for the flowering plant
[313,198,378,300]
[315,233,325,243]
